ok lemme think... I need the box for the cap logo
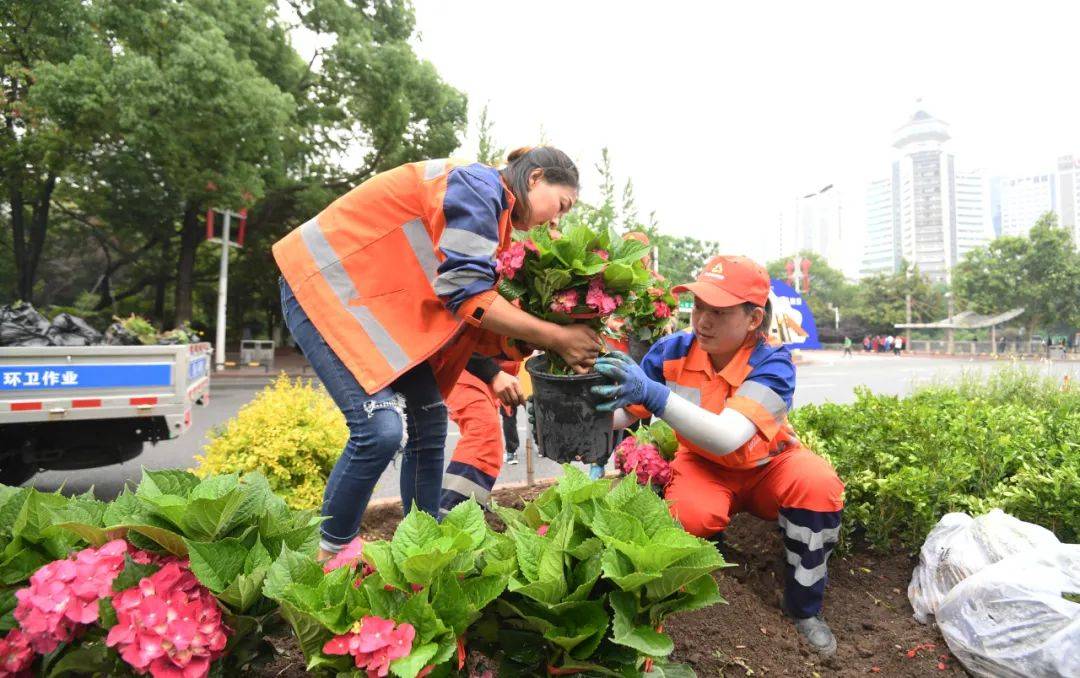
[702,260,725,281]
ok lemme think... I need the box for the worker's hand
[490,371,525,408]
[549,324,602,374]
[590,350,671,414]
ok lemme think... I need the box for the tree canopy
[1,0,466,337]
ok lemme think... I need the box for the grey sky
[406,0,1080,277]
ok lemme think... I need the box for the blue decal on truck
[0,364,173,390]
[188,356,209,381]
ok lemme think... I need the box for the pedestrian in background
[843,336,853,357]
[893,335,903,356]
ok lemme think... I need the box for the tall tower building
[861,109,990,282]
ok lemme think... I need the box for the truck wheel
[0,457,35,486]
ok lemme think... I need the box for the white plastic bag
[908,509,1060,623]
[936,544,1080,678]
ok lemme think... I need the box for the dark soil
[254,481,962,677]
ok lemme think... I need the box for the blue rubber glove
[590,351,671,414]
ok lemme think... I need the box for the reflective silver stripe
[402,218,439,283]
[667,381,701,406]
[433,268,490,296]
[438,227,498,258]
[735,381,788,420]
[785,549,830,587]
[423,159,448,180]
[778,514,840,551]
[299,217,410,372]
[442,474,491,505]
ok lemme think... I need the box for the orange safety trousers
[666,446,843,537]
[439,371,503,516]
[666,446,844,618]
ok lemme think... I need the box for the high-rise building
[1058,154,1080,243]
[861,109,990,282]
[862,177,896,276]
[793,184,842,267]
[998,174,1057,237]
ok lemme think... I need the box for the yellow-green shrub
[195,375,347,509]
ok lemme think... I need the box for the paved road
[26,353,1078,500]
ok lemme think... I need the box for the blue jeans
[279,277,446,552]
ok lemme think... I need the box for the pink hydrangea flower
[647,286,664,298]
[323,616,416,678]
[653,301,672,318]
[548,228,562,240]
[586,278,622,315]
[0,628,34,677]
[495,242,527,279]
[594,249,609,261]
[550,289,578,314]
[523,239,538,253]
[614,438,672,488]
[13,539,131,654]
[536,524,549,537]
[106,561,229,678]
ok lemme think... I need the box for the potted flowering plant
[497,222,653,369]
[622,277,678,363]
[496,222,653,463]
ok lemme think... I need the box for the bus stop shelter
[895,308,1025,355]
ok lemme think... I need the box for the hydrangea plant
[497,223,654,373]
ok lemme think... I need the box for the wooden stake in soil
[525,434,535,487]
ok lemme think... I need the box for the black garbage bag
[0,302,51,346]
[46,313,103,346]
[104,322,141,346]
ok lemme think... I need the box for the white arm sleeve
[612,408,639,430]
[658,392,758,456]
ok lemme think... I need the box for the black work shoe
[792,615,837,657]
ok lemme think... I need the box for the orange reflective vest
[273,159,516,397]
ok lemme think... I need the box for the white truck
[0,343,211,485]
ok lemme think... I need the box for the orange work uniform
[630,330,844,618]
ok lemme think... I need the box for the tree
[0,0,97,302]
[2,0,468,339]
[953,212,1080,334]
[848,265,945,336]
[766,251,856,337]
[475,103,504,166]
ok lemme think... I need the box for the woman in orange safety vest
[590,255,845,657]
[274,147,601,558]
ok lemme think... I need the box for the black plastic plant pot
[525,353,614,464]
[628,336,652,364]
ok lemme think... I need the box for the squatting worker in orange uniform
[274,148,602,560]
[439,354,524,516]
[590,255,844,657]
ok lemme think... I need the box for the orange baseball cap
[672,255,770,308]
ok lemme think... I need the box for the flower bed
[1,468,728,676]
[0,470,321,676]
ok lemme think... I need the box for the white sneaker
[506,453,518,465]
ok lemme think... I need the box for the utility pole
[945,292,955,355]
[215,211,232,372]
[207,208,246,371]
[904,262,913,347]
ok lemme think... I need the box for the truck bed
[0,343,211,439]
